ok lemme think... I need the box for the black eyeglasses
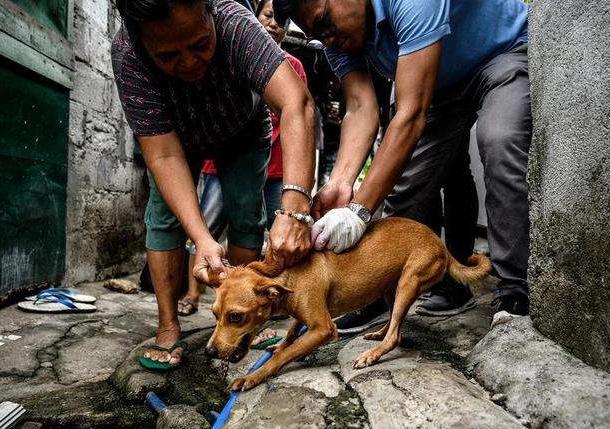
[307,0,337,43]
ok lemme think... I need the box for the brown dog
[202,217,491,392]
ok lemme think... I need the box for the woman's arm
[262,59,316,266]
[139,131,226,275]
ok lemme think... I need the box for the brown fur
[203,217,491,392]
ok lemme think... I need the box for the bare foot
[250,328,277,347]
[177,296,199,316]
[143,323,185,366]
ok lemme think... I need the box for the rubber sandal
[177,299,198,317]
[18,295,97,313]
[25,287,96,304]
[139,340,188,372]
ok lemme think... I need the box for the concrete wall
[528,0,610,371]
[65,0,147,284]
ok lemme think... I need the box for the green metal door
[0,0,72,301]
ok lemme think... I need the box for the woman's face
[257,0,285,45]
[140,1,216,81]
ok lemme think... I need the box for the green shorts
[144,113,272,251]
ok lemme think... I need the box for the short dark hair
[272,0,297,27]
[116,0,211,36]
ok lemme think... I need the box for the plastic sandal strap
[36,290,75,302]
[169,340,188,353]
[147,345,173,353]
[33,295,77,309]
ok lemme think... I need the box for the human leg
[469,45,531,314]
[416,130,479,316]
[143,171,191,364]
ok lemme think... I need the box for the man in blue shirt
[274,0,531,327]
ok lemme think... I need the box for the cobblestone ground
[1,276,609,429]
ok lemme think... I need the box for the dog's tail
[447,253,492,289]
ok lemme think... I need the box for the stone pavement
[1,277,609,428]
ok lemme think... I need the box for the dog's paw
[229,374,263,392]
[353,349,381,369]
[229,377,247,392]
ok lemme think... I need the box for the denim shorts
[144,110,272,251]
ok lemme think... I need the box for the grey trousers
[383,44,531,296]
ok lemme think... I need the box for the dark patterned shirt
[111,0,285,158]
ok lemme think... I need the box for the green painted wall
[9,0,68,37]
[0,58,69,297]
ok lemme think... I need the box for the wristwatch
[348,202,372,224]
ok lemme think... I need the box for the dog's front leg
[267,320,304,355]
[230,323,336,392]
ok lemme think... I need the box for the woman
[178,0,309,321]
[113,0,315,370]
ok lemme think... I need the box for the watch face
[350,203,371,223]
[359,208,371,223]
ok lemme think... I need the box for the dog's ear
[254,282,293,300]
[247,254,283,278]
[193,265,230,288]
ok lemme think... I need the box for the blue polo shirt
[326,0,528,89]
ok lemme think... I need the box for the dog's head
[203,262,292,363]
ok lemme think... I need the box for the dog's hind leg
[363,288,395,341]
[353,260,442,369]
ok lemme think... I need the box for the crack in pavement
[0,312,142,386]
[324,371,371,428]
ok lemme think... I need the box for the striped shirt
[111,0,285,158]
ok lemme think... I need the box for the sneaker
[415,279,476,317]
[334,299,389,336]
[491,293,529,316]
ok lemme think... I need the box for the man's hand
[193,238,227,286]
[311,181,353,219]
[268,214,312,268]
[310,207,366,253]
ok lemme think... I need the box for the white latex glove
[310,207,366,254]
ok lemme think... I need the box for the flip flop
[250,328,283,350]
[139,340,188,372]
[18,295,97,313]
[25,287,96,304]
[177,298,199,316]
[251,335,283,350]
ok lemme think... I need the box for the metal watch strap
[275,209,314,227]
[348,202,372,224]
[281,184,312,203]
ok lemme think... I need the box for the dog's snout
[205,344,219,358]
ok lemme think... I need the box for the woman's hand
[268,214,312,268]
[193,238,227,286]
[311,180,353,220]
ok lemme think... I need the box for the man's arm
[353,42,441,211]
[332,70,380,185]
[312,70,380,218]
[310,42,442,253]
[139,132,226,276]
[262,59,316,266]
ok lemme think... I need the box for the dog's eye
[228,312,244,324]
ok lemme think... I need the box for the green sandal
[251,335,283,350]
[139,340,188,372]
